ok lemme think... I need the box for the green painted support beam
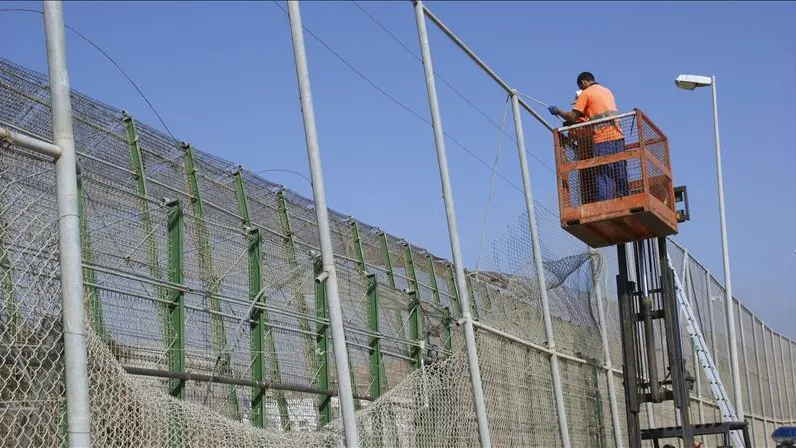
[76,173,106,341]
[377,230,411,366]
[166,199,186,399]
[378,230,396,289]
[403,243,423,369]
[426,254,442,306]
[445,264,462,316]
[276,189,320,398]
[425,254,451,353]
[408,291,422,368]
[122,113,172,342]
[233,170,290,430]
[181,142,238,416]
[442,308,452,352]
[349,220,385,398]
[314,255,332,427]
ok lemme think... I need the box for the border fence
[0,2,794,447]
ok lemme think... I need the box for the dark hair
[577,72,595,86]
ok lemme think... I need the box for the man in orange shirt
[549,72,629,202]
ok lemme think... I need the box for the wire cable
[475,94,509,273]
[349,1,557,173]
[0,8,177,141]
[272,1,573,223]
[271,0,525,194]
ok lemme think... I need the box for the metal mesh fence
[1,50,794,448]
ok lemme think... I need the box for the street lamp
[675,73,745,422]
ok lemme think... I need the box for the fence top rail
[419,2,555,132]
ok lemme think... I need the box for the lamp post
[675,74,744,422]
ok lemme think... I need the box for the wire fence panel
[0,148,64,448]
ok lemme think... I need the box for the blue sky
[1,1,794,337]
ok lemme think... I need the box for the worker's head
[577,72,596,90]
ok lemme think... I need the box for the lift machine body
[553,109,750,448]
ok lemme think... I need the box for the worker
[561,90,597,204]
[548,72,629,202]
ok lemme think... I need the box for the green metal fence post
[426,253,450,354]
[442,307,452,352]
[426,254,442,306]
[445,264,462,316]
[233,169,290,430]
[350,219,392,446]
[166,199,186,399]
[122,113,171,340]
[408,291,422,368]
[314,255,332,426]
[76,171,106,341]
[378,230,411,367]
[166,199,186,447]
[378,230,396,289]
[180,142,238,415]
[276,189,318,384]
[403,242,423,369]
[349,220,385,398]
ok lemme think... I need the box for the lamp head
[675,74,713,91]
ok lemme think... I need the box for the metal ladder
[667,254,745,448]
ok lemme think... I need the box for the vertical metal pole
[772,332,785,421]
[762,325,776,427]
[752,318,769,448]
[780,334,793,423]
[313,256,332,426]
[737,301,755,441]
[590,249,624,448]
[710,77,744,419]
[413,1,491,445]
[286,2,358,444]
[789,342,796,423]
[43,2,91,445]
[632,245,657,430]
[510,91,570,447]
[166,200,186,399]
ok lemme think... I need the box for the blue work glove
[548,105,561,116]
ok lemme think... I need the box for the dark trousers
[594,139,629,201]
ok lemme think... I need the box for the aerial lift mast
[553,109,751,448]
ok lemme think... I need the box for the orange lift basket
[553,109,687,248]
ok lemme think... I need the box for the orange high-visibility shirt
[573,84,624,144]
